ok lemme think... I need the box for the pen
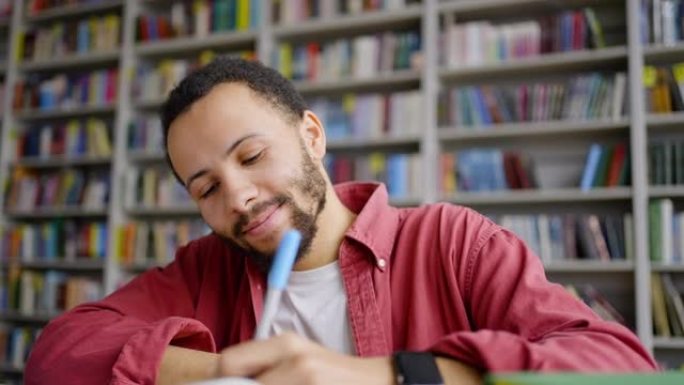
[253,229,302,340]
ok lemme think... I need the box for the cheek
[198,200,229,232]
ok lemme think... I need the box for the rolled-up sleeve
[429,227,657,371]
[25,241,216,385]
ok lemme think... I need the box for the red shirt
[25,182,657,384]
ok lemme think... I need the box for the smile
[243,203,285,236]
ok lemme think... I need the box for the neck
[293,185,355,271]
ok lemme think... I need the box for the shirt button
[378,258,387,268]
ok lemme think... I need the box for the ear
[299,110,327,160]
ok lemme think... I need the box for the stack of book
[579,143,630,191]
[438,73,627,128]
[4,168,110,211]
[649,140,684,186]
[275,30,421,81]
[443,8,607,68]
[309,91,422,140]
[494,213,633,262]
[643,64,684,114]
[125,168,191,209]
[649,199,684,265]
[13,70,118,111]
[325,153,422,199]
[136,0,261,42]
[651,273,684,338]
[17,118,112,159]
[1,267,102,316]
[2,221,108,261]
[116,220,210,267]
[20,14,121,61]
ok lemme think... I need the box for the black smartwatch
[393,351,444,385]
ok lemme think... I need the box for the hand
[215,332,395,385]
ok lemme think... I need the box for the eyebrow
[184,134,262,188]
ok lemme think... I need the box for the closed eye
[242,150,264,166]
[199,183,218,199]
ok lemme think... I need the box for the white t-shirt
[269,261,356,355]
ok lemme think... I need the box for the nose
[222,172,258,215]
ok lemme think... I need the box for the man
[25,57,656,385]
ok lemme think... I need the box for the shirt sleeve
[429,225,658,372]
[24,241,217,385]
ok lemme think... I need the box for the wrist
[359,356,395,385]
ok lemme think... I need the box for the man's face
[167,83,327,269]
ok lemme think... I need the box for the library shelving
[0,0,682,380]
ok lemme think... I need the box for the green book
[592,145,613,187]
[486,372,684,385]
[675,142,684,184]
[649,199,663,262]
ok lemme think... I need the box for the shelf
[646,112,684,130]
[390,196,423,207]
[13,155,111,168]
[294,70,420,94]
[644,42,684,63]
[438,0,623,18]
[126,205,199,216]
[444,187,633,206]
[327,136,421,153]
[439,119,629,143]
[544,261,635,273]
[272,5,422,39]
[653,337,684,349]
[14,104,117,120]
[439,46,627,83]
[122,260,166,273]
[650,185,684,198]
[5,207,108,219]
[25,0,124,23]
[20,51,120,72]
[128,150,166,163]
[134,97,165,110]
[0,363,24,374]
[0,310,56,323]
[651,263,684,273]
[2,259,105,271]
[135,31,257,57]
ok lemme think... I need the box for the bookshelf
[0,0,684,380]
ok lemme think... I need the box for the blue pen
[254,229,302,340]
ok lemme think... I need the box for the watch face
[394,352,444,385]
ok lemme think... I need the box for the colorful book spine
[274,30,421,82]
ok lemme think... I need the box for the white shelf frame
[445,187,633,206]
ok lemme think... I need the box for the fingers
[255,353,320,385]
[217,332,313,378]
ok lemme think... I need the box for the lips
[242,202,284,235]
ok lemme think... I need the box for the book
[580,144,602,191]
[652,273,671,337]
[486,372,684,385]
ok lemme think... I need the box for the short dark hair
[160,56,308,183]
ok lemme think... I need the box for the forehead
[166,83,299,176]
[169,82,295,140]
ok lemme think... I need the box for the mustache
[233,194,290,237]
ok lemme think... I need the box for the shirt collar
[334,182,401,265]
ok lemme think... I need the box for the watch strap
[393,351,444,385]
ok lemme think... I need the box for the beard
[217,153,327,273]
